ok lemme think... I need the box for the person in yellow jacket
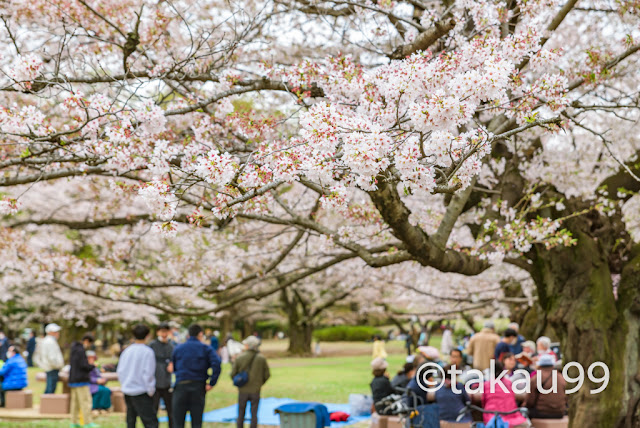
[372,335,387,360]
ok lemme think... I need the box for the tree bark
[288,320,313,356]
[530,227,640,427]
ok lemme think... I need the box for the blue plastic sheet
[158,397,371,426]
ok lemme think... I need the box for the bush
[313,325,383,342]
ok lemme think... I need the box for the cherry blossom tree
[2,0,640,425]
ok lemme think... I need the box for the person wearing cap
[525,354,567,419]
[172,324,221,428]
[369,357,394,415]
[466,321,500,371]
[231,336,270,428]
[68,334,96,427]
[86,351,111,412]
[149,322,175,427]
[34,323,65,394]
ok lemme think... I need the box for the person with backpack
[172,324,221,428]
[231,336,270,428]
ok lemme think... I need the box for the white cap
[45,323,62,333]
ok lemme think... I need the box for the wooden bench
[110,387,126,413]
[5,390,33,409]
[530,417,569,428]
[39,393,70,414]
[370,413,403,428]
[440,423,472,428]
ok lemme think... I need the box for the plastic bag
[349,393,373,416]
[479,415,510,428]
[406,404,439,428]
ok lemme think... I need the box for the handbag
[232,351,258,387]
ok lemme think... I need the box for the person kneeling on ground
[0,345,28,407]
[526,354,567,419]
[231,336,270,428]
[86,351,111,413]
[370,357,395,415]
[69,334,97,428]
[433,365,472,423]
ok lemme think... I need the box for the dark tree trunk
[288,321,313,356]
[530,224,640,427]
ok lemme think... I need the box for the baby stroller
[456,402,532,428]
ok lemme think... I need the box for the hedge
[313,325,383,342]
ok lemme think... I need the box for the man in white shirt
[33,323,64,394]
[117,324,157,428]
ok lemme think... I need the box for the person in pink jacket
[481,367,528,428]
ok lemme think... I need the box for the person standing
[466,321,500,371]
[232,336,270,428]
[69,334,96,428]
[371,335,387,360]
[172,324,221,428]
[117,324,157,428]
[149,322,175,428]
[34,323,65,394]
[26,330,36,367]
[0,345,28,407]
[0,331,8,362]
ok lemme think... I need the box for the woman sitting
[481,362,528,428]
[435,365,472,423]
[526,354,567,419]
[86,351,111,412]
[370,357,395,414]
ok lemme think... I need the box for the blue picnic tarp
[158,397,371,426]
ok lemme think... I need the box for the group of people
[0,322,271,428]
[115,323,270,428]
[370,321,566,427]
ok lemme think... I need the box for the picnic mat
[158,396,371,426]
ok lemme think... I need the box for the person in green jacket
[231,336,270,428]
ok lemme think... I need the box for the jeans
[173,381,206,428]
[125,393,159,428]
[45,370,59,394]
[237,392,260,428]
[153,387,173,427]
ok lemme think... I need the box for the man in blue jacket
[172,324,221,428]
[0,344,28,407]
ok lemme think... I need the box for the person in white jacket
[33,324,65,394]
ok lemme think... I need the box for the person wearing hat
[231,336,270,428]
[172,324,221,428]
[525,354,567,419]
[33,323,65,394]
[369,357,394,415]
[465,321,500,371]
[149,322,175,427]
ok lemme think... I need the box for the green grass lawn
[0,338,432,428]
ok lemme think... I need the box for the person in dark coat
[149,322,175,427]
[26,331,36,367]
[370,357,394,415]
[526,355,567,419]
[172,324,221,428]
[69,334,95,427]
[391,362,415,391]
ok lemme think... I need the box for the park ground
[0,338,441,427]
